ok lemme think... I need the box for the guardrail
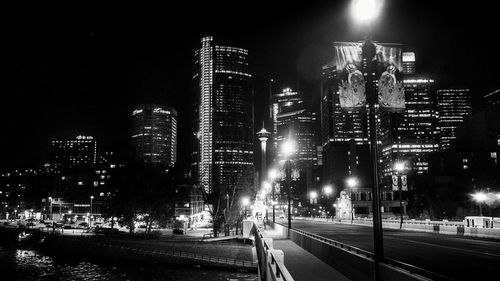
[293,216,500,239]
[253,223,294,281]
[60,236,256,269]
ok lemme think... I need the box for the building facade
[192,36,254,195]
[131,104,178,166]
[381,75,439,177]
[437,88,472,150]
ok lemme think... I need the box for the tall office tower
[437,88,472,150]
[192,36,254,194]
[402,52,416,74]
[271,87,318,196]
[381,76,439,176]
[131,104,178,166]
[49,135,98,173]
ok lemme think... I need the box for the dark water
[0,246,258,281]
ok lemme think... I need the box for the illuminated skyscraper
[49,135,98,173]
[437,88,472,150]
[272,87,317,165]
[402,52,416,74]
[381,76,439,176]
[270,87,318,198]
[192,36,254,194]
[131,104,178,166]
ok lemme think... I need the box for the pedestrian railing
[63,236,256,269]
[253,223,294,281]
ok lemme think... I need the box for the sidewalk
[260,227,350,281]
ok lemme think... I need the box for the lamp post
[472,192,487,216]
[351,1,384,278]
[346,177,358,223]
[48,196,53,221]
[310,190,318,217]
[90,196,94,227]
[394,161,405,229]
[241,197,250,219]
[281,139,296,229]
[323,185,333,218]
[268,168,279,223]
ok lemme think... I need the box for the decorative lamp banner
[333,42,404,111]
[392,175,399,191]
[401,175,408,191]
[378,64,405,112]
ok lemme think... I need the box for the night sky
[1,1,498,171]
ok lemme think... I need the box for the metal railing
[64,236,256,269]
[253,223,294,281]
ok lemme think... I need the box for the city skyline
[2,1,499,171]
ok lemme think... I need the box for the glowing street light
[241,197,250,218]
[393,161,406,229]
[346,177,358,223]
[281,138,296,229]
[351,2,385,276]
[351,0,383,24]
[323,185,333,196]
[267,168,279,223]
[472,192,487,216]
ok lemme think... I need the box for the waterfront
[0,246,258,281]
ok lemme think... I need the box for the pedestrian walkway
[260,226,351,281]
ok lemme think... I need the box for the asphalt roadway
[277,219,500,281]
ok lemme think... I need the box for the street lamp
[351,1,384,278]
[241,197,250,219]
[90,196,94,227]
[346,177,358,223]
[268,168,279,223]
[394,161,406,229]
[281,139,296,229]
[323,185,333,219]
[472,192,487,216]
[48,196,53,221]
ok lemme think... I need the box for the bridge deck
[261,227,350,281]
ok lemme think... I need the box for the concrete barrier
[289,228,373,281]
[293,216,500,239]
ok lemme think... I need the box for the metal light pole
[48,197,53,221]
[281,139,295,230]
[286,159,292,229]
[268,168,278,223]
[394,162,405,229]
[90,196,94,227]
[323,185,333,219]
[472,192,487,216]
[351,1,385,277]
[346,177,358,224]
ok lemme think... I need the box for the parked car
[26,222,35,227]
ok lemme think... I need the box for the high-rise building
[49,135,98,173]
[437,88,472,150]
[131,104,178,166]
[271,87,318,196]
[402,52,416,74]
[192,36,254,194]
[381,75,439,176]
[484,89,500,107]
[272,87,317,163]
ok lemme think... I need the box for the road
[278,219,500,281]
